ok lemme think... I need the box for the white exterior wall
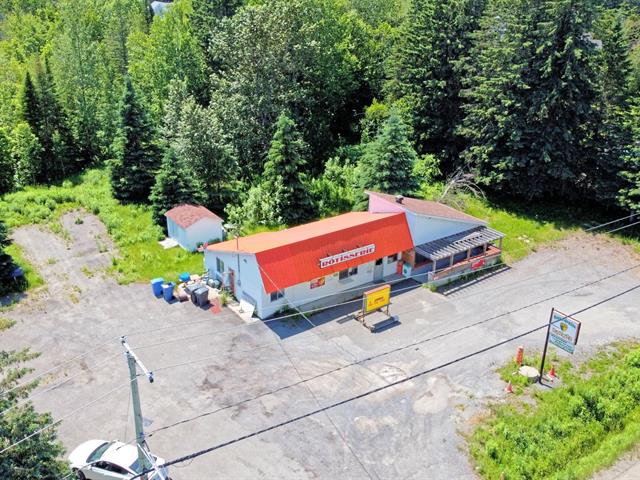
[205,249,402,319]
[168,217,223,252]
[404,213,480,246]
[258,259,378,318]
[368,194,483,246]
[204,249,264,309]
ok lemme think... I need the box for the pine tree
[356,108,418,209]
[150,148,206,227]
[387,0,484,168]
[18,72,42,181]
[262,112,315,225]
[0,129,14,195]
[0,221,16,294]
[461,0,600,201]
[619,98,640,212]
[110,77,160,204]
[591,13,633,206]
[33,58,78,182]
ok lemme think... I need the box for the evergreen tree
[33,58,78,182]
[356,108,418,209]
[150,148,206,227]
[387,0,484,168]
[0,129,14,195]
[0,221,16,294]
[262,112,315,225]
[0,345,68,478]
[110,77,160,204]
[461,0,601,201]
[619,98,640,212]
[591,13,633,205]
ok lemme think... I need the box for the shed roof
[367,191,485,224]
[165,204,222,229]
[208,212,413,293]
[415,226,504,261]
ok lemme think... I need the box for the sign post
[538,308,581,383]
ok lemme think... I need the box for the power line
[131,282,640,478]
[0,353,121,418]
[136,261,640,443]
[0,341,118,401]
[4,214,637,402]
[0,376,138,455]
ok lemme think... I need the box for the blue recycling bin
[162,282,175,302]
[179,272,190,283]
[151,278,164,297]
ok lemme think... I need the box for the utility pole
[121,336,154,480]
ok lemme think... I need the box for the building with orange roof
[205,193,504,319]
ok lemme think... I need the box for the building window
[375,258,383,266]
[216,257,224,273]
[339,267,358,280]
[270,290,285,302]
[387,253,398,263]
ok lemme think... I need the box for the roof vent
[395,195,404,204]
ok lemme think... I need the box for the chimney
[395,195,404,204]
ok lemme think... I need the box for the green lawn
[0,169,204,285]
[463,197,578,263]
[471,342,640,480]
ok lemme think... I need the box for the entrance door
[373,258,384,282]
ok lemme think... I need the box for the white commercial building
[204,192,504,319]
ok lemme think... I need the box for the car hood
[68,439,109,467]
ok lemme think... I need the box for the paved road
[1,214,640,480]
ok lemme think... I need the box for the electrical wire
[0,376,138,455]
[0,352,121,418]
[136,261,640,443]
[4,213,637,403]
[131,282,640,478]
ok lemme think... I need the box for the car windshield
[87,442,113,463]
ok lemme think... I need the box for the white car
[68,439,170,480]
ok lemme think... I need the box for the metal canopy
[415,226,504,261]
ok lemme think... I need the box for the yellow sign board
[364,284,391,314]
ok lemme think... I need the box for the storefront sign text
[319,244,376,268]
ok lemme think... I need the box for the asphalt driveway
[1,212,640,480]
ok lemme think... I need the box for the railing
[430,248,502,282]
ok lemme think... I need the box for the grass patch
[497,348,573,395]
[4,243,44,293]
[0,169,204,284]
[463,197,578,263]
[0,316,16,331]
[471,342,640,479]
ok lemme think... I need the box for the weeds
[0,169,204,284]
[471,342,640,479]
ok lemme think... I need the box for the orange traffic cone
[504,381,514,394]
[548,364,557,379]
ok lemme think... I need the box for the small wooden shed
[165,204,223,252]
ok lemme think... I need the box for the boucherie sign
[319,244,376,269]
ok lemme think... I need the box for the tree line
[0,0,639,230]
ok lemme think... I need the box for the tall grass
[0,169,203,284]
[471,342,640,480]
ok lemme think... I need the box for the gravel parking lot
[2,212,640,480]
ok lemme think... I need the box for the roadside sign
[364,284,391,314]
[549,309,581,354]
[539,307,581,383]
